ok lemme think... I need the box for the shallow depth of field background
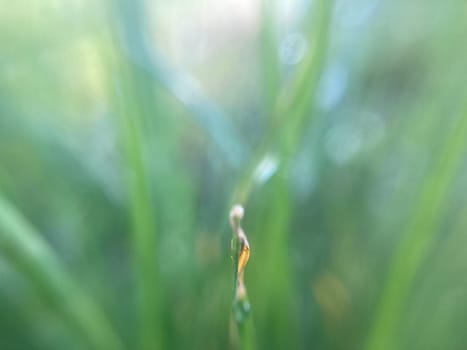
[1,0,467,349]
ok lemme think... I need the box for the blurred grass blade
[259,0,280,112]
[365,110,467,350]
[110,56,163,350]
[233,0,334,205]
[108,1,164,349]
[274,0,333,157]
[0,195,124,350]
[129,50,248,169]
[254,173,299,349]
[111,0,247,169]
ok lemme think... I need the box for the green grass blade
[106,2,164,348]
[128,51,248,169]
[229,205,256,350]
[365,109,467,350]
[112,0,247,169]
[110,59,163,350]
[229,4,334,347]
[232,0,334,205]
[259,0,280,113]
[274,0,333,158]
[0,195,124,350]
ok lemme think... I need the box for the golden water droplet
[229,205,251,305]
[237,241,250,275]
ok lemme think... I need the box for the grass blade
[0,195,124,350]
[111,0,247,170]
[128,50,248,169]
[365,108,467,350]
[229,205,256,350]
[110,58,163,350]
[232,0,334,205]
[259,0,280,113]
[106,2,164,348]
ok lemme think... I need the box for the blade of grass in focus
[230,2,333,348]
[230,205,256,350]
[365,106,467,350]
[0,195,124,350]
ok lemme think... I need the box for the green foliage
[1,0,467,349]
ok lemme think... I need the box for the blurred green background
[1,0,467,349]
